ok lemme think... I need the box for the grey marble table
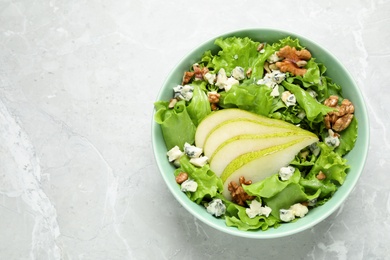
[1,0,389,259]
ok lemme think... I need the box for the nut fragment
[275,46,312,76]
[324,96,355,132]
[246,67,252,77]
[208,91,221,111]
[182,71,194,85]
[228,176,255,206]
[316,171,326,180]
[175,172,188,184]
[168,98,178,108]
[257,43,265,52]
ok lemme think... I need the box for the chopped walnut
[257,43,265,52]
[228,176,255,206]
[182,71,194,85]
[168,98,178,108]
[175,172,188,184]
[316,171,326,180]
[246,68,252,77]
[208,91,220,111]
[324,96,355,132]
[275,46,312,76]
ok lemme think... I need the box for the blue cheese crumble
[281,91,296,106]
[256,70,286,97]
[181,179,198,192]
[279,166,295,181]
[166,145,184,162]
[215,68,239,92]
[184,142,203,158]
[206,199,226,217]
[325,129,340,148]
[173,85,194,101]
[189,156,208,168]
[245,200,272,218]
[232,66,245,80]
[280,203,309,222]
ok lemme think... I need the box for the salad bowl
[152,28,369,238]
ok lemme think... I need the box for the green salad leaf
[154,100,196,150]
[174,156,223,204]
[187,81,211,126]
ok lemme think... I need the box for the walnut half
[228,176,255,206]
[324,96,355,132]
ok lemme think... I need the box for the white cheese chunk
[173,85,194,101]
[280,209,295,222]
[181,179,198,192]
[183,142,203,158]
[206,199,226,217]
[232,66,245,80]
[267,52,282,63]
[204,72,216,85]
[290,203,309,218]
[189,156,208,167]
[325,129,340,148]
[281,91,296,107]
[166,145,184,162]
[246,200,272,218]
[279,166,295,181]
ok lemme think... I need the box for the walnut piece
[228,176,255,206]
[175,172,188,184]
[208,91,221,111]
[182,71,194,85]
[324,96,355,132]
[275,46,312,76]
[316,171,326,180]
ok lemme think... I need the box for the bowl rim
[151,28,370,239]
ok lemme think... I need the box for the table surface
[1,0,389,259]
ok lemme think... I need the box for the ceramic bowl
[152,28,369,238]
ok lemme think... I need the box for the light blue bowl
[152,28,369,238]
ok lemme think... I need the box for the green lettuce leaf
[219,84,274,116]
[154,100,196,150]
[186,81,211,126]
[282,81,334,122]
[306,142,350,185]
[335,116,358,156]
[211,37,264,80]
[175,156,223,204]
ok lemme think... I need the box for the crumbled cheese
[281,91,296,106]
[204,72,216,85]
[232,66,245,81]
[257,70,286,97]
[279,166,295,181]
[189,156,208,167]
[183,142,203,158]
[246,200,272,218]
[309,142,320,156]
[297,110,306,120]
[233,54,238,60]
[307,88,318,98]
[290,203,309,218]
[181,179,198,192]
[215,68,240,91]
[325,129,340,148]
[280,209,295,222]
[166,145,183,162]
[173,85,194,101]
[206,199,226,217]
[267,52,282,63]
[272,70,286,83]
[270,85,280,97]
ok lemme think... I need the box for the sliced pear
[203,118,300,158]
[209,132,310,177]
[195,108,302,148]
[220,136,318,200]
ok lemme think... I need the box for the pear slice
[203,118,299,158]
[195,108,301,148]
[220,136,318,200]
[209,132,310,177]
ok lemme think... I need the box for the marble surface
[0,0,389,259]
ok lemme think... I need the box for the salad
[154,36,357,231]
